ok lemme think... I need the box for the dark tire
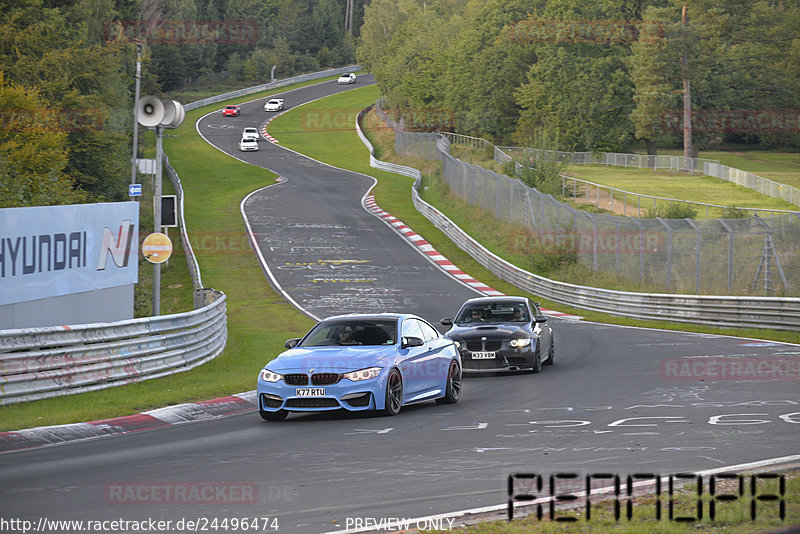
[382,369,403,416]
[436,360,462,404]
[530,344,542,373]
[543,337,555,366]
[259,409,287,421]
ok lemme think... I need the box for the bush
[512,158,566,197]
[645,201,698,219]
[722,206,751,218]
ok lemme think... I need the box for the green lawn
[561,165,797,212]
[660,146,800,189]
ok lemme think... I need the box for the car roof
[461,296,530,305]
[318,312,419,323]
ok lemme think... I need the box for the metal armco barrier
[184,65,361,111]
[356,105,800,332]
[0,290,227,405]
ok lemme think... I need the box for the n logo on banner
[97,220,134,270]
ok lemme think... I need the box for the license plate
[470,352,496,359]
[296,388,325,397]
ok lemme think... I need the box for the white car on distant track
[242,127,260,141]
[337,73,357,85]
[239,137,258,151]
[264,98,284,111]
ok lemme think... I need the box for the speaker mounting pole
[130,41,143,186]
[153,123,163,315]
[137,95,184,316]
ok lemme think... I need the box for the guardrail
[0,289,227,405]
[357,104,800,332]
[184,65,361,111]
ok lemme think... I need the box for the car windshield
[300,319,397,347]
[225,106,236,109]
[455,302,528,324]
[241,138,254,143]
[268,100,279,103]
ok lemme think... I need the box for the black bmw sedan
[441,296,554,373]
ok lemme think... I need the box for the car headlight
[343,367,382,381]
[509,338,531,348]
[259,369,282,383]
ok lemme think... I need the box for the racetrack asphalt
[1,76,798,534]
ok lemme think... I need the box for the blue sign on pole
[129,184,142,197]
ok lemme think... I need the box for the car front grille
[344,393,371,408]
[285,398,340,409]
[284,374,308,386]
[465,341,502,352]
[311,373,341,386]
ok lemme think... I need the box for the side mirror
[402,336,424,348]
[440,318,453,326]
[284,338,301,348]
[534,316,548,323]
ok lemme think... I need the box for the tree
[0,74,86,207]
[513,1,639,151]
[628,6,681,155]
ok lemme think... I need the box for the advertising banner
[0,202,139,305]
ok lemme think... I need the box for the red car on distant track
[222,105,240,117]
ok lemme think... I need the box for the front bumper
[459,347,536,372]
[257,379,378,412]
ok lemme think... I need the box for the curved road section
[0,77,798,534]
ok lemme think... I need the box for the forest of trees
[3,0,799,209]
[357,0,800,154]
[0,0,365,208]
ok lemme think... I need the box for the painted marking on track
[443,422,488,431]
[345,428,394,435]
[261,110,287,144]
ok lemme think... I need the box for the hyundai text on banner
[0,202,139,305]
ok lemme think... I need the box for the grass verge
[561,165,797,214]
[660,145,800,189]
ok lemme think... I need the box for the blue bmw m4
[257,313,462,421]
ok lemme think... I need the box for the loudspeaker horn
[138,96,165,127]
[160,100,185,129]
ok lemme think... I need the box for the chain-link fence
[394,131,800,296]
